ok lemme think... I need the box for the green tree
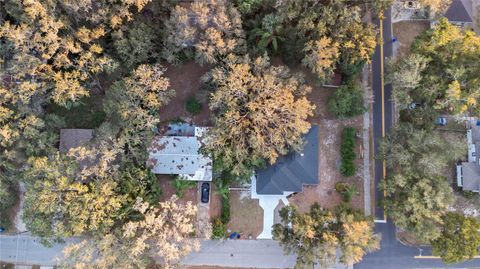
[328,83,366,118]
[203,55,315,178]
[248,14,284,54]
[400,18,480,115]
[381,123,465,242]
[113,21,159,68]
[387,54,428,110]
[432,212,480,264]
[273,203,380,268]
[117,164,161,217]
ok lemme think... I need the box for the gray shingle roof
[444,0,472,23]
[256,125,319,195]
[461,162,480,191]
[59,129,93,153]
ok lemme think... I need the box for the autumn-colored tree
[2,0,152,29]
[162,0,245,65]
[60,196,200,269]
[302,37,340,81]
[275,0,377,79]
[103,64,175,163]
[420,0,452,15]
[22,150,125,244]
[272,204,380,268]
[203,55,315,177]
[432,212,480,264]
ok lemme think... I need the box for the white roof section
[148,127,212,181]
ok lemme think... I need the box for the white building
[148,127,212,181]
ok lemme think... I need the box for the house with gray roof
[443,0,473,28]
[457,122,480,192]
[59,129,93,153]
[255,125,319,195]
[251,125,319,239]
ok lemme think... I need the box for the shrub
[171,177,197,198]
[220,191,231,224]
[328,83,366,118]
[211,217,227,239]
[340,127,356,177]
[335,182,359,203]
[186,97,203,115]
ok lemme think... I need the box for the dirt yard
[160,61,212,126]
[393,21,430,57]
[286,64,365,213]
[209,183,223,219]
[227,191,263,239]
[157,174,197,204]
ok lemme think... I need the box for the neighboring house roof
[444,0,473,23]
[256,125,319,195]
[148,127,212,181]
[59,129,93,153]
[461,162,480,191]
[459,123,480,191]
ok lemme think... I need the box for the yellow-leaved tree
[60,196,200,269]
[203,55,315,178]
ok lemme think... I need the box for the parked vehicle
[435,117,447,126]
[408,102,422,109]
[201,182,210,203]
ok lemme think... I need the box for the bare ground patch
[393,21,430,57]
[157,174,197,204]
[160,61,212,126]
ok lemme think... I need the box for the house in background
[148,124,212,181]
[443,0,473,28]
[252,125,319,239]
[59,129,93,153]
[457,122,480,192]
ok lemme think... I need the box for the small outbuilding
[59,129,94,153]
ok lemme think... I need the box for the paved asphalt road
[0,235,350,268]
[372,7,393,221]
[357,7,480,269]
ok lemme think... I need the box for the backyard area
[159,61,212,126]
[287,65,365,213]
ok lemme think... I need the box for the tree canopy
[381,123,465,242]
[390,18,480,115]
[432,212,480,264]
[162,0,246,65]
[204,55,314,178]
[273,204,380,268]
